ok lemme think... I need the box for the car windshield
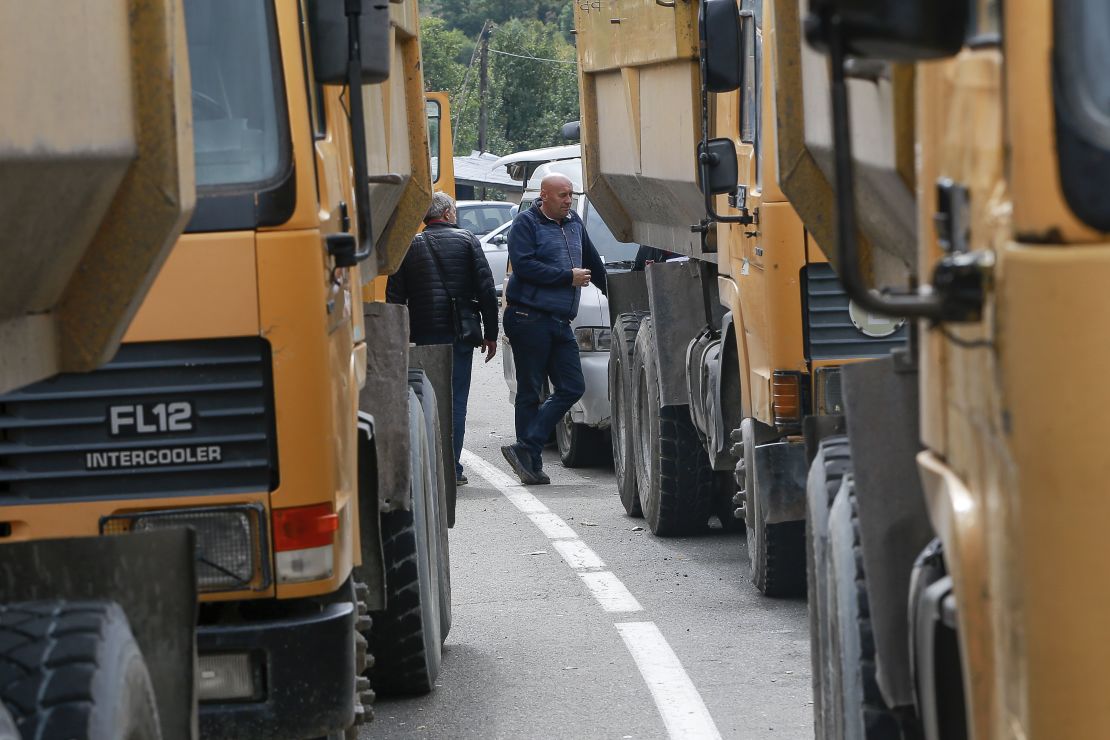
[584,204,640,263]
[185,0,288,190]
[458,204,514,235]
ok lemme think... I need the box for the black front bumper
[198,601,355,740]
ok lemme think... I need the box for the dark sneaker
[501,444,539,485]
[532,462,550,485]
[456,474,468,486]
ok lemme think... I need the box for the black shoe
[532,463,550,485]
[456,474,468,486]
[501,444,539,485]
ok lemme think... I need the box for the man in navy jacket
[501,174,607,484]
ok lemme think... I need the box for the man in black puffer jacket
[387,192,499,486]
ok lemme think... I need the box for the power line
[452,20,490,151]
[488,47,577,66]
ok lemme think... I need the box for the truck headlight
[574,327,612,352]
[813,367,844,415]
[197,652,260,702]
[101,504,267,593]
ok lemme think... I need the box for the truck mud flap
[606,271,649,327]
[754,439,808,524]
[842,356,932,709]
[0,530,197,740]
[409,344,456,527]
[361,302,412,514]
[646,260,725,406]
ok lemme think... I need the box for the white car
[494,159,640,466]
[456,200,514,236]
[478,220,511,296]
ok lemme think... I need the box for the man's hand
[571,268,592,287]
[482,339,497,363]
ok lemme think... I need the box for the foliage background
[420,1,579,157]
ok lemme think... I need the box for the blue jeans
[413,334,473,477]
[502,307,585,462]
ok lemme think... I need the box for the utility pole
[478,21,490,154]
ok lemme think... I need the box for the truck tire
[370,389,443,695]
[410,371,452,641]
[632,316,714,536]
[823,477,902,740]
[556,411,607,468]
[0,601,161,740]
[610,311,648,516]
[741,418,805,597]
[806,436,853,738]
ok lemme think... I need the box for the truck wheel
[714,472,745,533]
[556,411,607,468]
[824,478,902,740]
[806,436,853,738]
[741,419,805,597]
[632,316,714,536]
[410,371,452,641]
[610,311,648,516]
[0,601,161,740]
[370,389,443,695]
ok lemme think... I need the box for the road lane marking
[463,449,529,492]
[553,538,605,570]
[615,622,724,740]
[580,571,643,612]
[462,447,722,740]
[528,510,578,539]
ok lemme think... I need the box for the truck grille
[0,338,278,503]
[802,263,907,361]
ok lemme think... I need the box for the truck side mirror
[701,0,741,92]
[697,138,738,196]
[805,0,969,61]
[307,0,391,86]
[561,121,581,142]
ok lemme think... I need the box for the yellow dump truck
[737,0,1110,738]
[0,0,450,737]
[0,0,198,737]
[573,0,905,596]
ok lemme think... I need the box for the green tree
[425,0,568,40]
[420,15,579,157]
[419,16,469,94]
[487,19,579,152]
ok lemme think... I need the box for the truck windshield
[184,0,288,191]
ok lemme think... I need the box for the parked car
[456,200,514,236]
[494,150,639,468]
[479,220,511,296]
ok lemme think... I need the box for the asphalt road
[367,353,812,740]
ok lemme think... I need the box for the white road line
[615,622,724,740]
[553,538,606,570]
[579,571,643,612]
[462,449,526,491]
[462,448,721,740]
[528,511,578,540]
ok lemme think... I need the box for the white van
[489,147,640,468]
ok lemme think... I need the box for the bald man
[501,174,608,485]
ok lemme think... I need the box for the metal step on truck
[571,0,905,596]
[0,0,455,738]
